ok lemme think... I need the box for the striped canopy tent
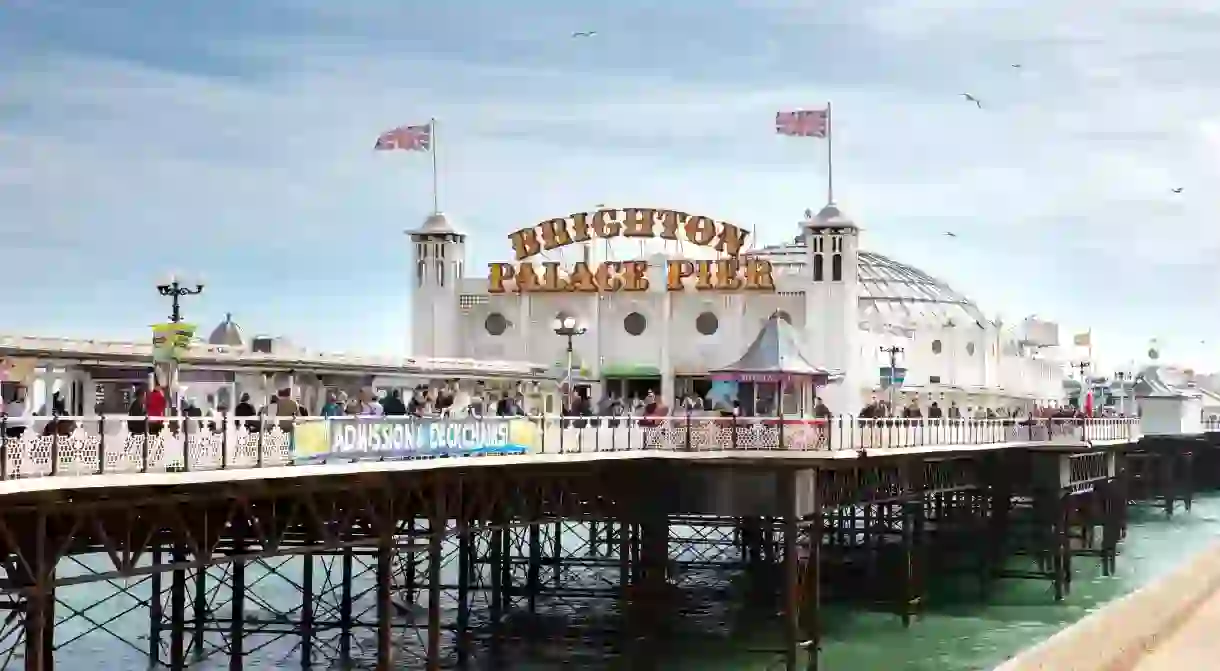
[711,312,843,385]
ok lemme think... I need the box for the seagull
[1172,187,1183,194]
[1011,63,1022,69]
[962,93,982,108]
[572,30,597,38]
[945,231,958,238]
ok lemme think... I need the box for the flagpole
[825,101,834,205]
[430,117,440,213]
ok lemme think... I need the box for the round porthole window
[624,312,647,336]
[696,311,719,336]
[932,339,943,354]
[484,313,508,336]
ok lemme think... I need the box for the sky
[4,0,1220,372]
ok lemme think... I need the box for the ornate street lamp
[156,275,205,324]
[1114,370,1130,416]
[552,314,588,407]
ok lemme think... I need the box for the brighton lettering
[487,258,776,294]
[507,208,751,261]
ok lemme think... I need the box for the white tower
[408,212,465,358]
[802,204,862,414]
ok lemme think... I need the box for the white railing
[0,415,1142,482]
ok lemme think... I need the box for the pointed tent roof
[711,312,843,383]
[1134,365,1203,399]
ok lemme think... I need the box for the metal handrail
[0,414,1142,482]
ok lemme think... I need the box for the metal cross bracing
[0,445,1151,671]
[0,464,622,669]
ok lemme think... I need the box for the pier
[0,414,1195,669]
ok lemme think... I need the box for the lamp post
[552,314,588,409]
[1114,370,1129,416]
[880,345,904,415]
[156,276,204,324]
[154,276,203,415]
[1071,360,1090,413]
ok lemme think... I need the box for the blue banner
[293,417,540,463]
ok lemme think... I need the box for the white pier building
[411,205,1070,416]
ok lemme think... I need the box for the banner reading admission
[291,417,541,463]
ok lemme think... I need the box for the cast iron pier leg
[782,471,800,671]
[301,552,314,668]
[170,547,187,670]
[229,524,246,671]
[376,525,393,670]
[339,546,354,663]
[427,505,445,670]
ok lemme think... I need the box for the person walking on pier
[381,389,408,416]
[270,388,299,433]
[2,384,30,438]
[321,392,344,417]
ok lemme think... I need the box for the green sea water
[682,495,1220,670]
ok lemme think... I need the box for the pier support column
[338,546,354,663]
[300,550,314,668]
[229,520,246,671]
[22,511,49,671]
[802,477,822,671]
[528,523,542,614]
[455,513,471,668]
[900,497,925,626]
[982,454,1011,598]
[488,522,505,664]
[781,471,801,671]
[149,549,163,666]
[169,546,187,670]
[426,500,445,671]
[375,518,394,670]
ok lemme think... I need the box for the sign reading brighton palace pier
[488,208,776,293]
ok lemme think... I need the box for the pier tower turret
[408,212,465,358]
[802,204,862,414]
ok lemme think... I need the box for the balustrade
[0,414,1142,482]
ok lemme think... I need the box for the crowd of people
[0,377,1132,441]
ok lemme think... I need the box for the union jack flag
[374,123,432,151]
[775,109,829,138]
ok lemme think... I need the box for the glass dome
[207,313,245,347]
[750,239,987,329]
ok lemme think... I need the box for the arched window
[932,339,943,354]
[812,254,824,281]
[831,254,843,281]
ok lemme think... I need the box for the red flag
[374,124,432,151]
[776,109,828,138]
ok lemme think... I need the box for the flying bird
[1011,63,1022,68]
[1172,187,1183,194]
[962,93,982,108]
[572,30,597,38]
[945,232,958,238]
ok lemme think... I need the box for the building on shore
[410,205,1070,416]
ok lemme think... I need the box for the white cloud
[5,1,1220,369]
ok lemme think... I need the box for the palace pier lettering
[487,258,776,293]
[491,207,774,293]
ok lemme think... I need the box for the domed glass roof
[751,238,987,329]
[208,313,244,347]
